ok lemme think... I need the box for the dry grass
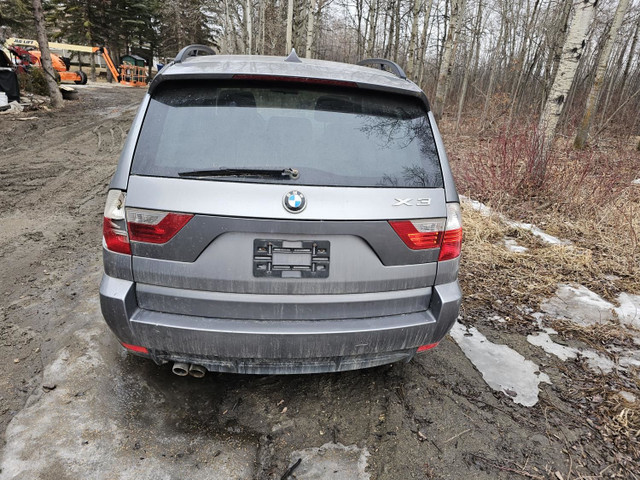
[602,389,640,455]
[460,204,598,317]
[548,319,637,352]
[573,374,640,469]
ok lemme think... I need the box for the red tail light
[103,190,131,254]
[417,342,439,352]
[389,203,462,260]
[439,228,463,261]
[389,219,445,250]
[439,203,462,261]
[121,343,149,354]
[126,209,193,244]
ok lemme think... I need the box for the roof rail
[174,44,216,64]
[357,58,407,80]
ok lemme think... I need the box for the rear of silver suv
[100,46,462,375]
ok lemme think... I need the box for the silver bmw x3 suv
[100,45,462,376]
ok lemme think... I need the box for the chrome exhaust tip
[172,362,189,376]
[188,364,206,378]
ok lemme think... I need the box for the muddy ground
[0,85,637,479]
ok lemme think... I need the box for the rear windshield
[131,80,443,188]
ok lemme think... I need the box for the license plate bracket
[253,239,330,278]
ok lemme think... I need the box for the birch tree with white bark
[433,0,466,121]
[538,0,598,152]
[286,0,294,53]
[574,0,631,149]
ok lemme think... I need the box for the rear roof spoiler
[174,44,216,64]
[357,58,407,80]
[150,47,428,110]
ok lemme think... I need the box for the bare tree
[416,0,433,85]
[538,0,597,149]
[432,0,465,120]
[574,0,630,149]
[305,0,317,57]
[621,19,639,97]
[286,0,294,53]
[31,0,63,108]
[245,0,253,54]
[507,0,542,125]
[223,0,232,53]
[406,0,422,79]
[365,0,379,58]
[480,15,503,129]
[456,0,483,131]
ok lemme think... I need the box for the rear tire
[74,71,87,85]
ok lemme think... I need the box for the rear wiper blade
[178,167,300,179]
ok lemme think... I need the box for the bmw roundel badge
[283,190,306,213]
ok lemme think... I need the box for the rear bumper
[99,274,461,374]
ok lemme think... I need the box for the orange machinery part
[92,46,120,82]
[28,50,83,83]
[91,47,147,87]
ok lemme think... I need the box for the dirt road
[0,85,637,479]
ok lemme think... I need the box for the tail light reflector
[439,228,463,261]
[389,219,445,250]
[126,208,193,244]
[103,189,131,255]
[388,203,462,260]
[417,342,439,352]
[121,343,149,354]
[439,203,462,261]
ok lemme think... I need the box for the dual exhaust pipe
[172,362,206,378]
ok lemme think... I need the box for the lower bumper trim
[100,274,462,374]
[154,350,415,375]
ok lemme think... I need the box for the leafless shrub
[449,122,640,293]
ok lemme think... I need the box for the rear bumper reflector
[416,342,438,352]
[121,342,149,354]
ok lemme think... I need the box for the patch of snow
[579,350,616,373]
[531,312,558,334]
[543,284,640,329]
[504,220,571,246]
[527,332,616,373]
[289,443,370,480]
[450,323,550,407]
[531,285,640,374]
[504,238,529,253]
[611,345,640,370]
[460,196,571,246]
[542,284,616,325]
[527,332,577,362]
[462,197,493,216]
[491,315,506,323]
[620,357,640,369]
[632,178,640,185]
[615,293,640,328]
